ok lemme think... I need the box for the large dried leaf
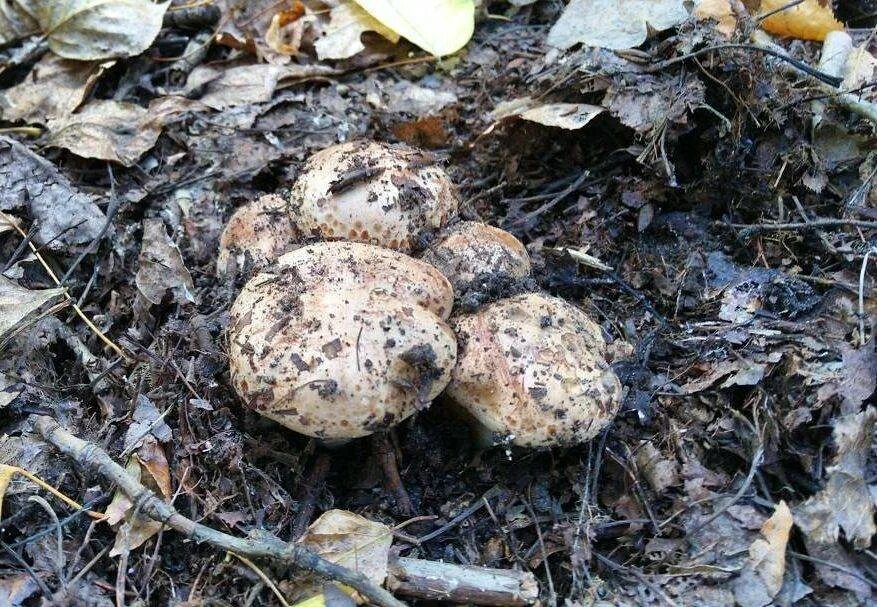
[795,408,876,550]
[760,0,843,41]
[0,0,170,61]
[298,509,392,585]
[547,0,689,50]
[733,501,793,607]
[46,96,199,166]
[0,137,107,251]
[135,218,195,305]
[186,63,338,111]
[315,1,399,60]
[353,0,474,57]
[486,98,604,134]
[0,54,111,125]
[0,276,64,341]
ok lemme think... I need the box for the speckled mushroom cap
[228,260,457,440]
[420,221,531,292]
[218,194,300,278]
[275,241,453,319]
[446,293,622,447]
[290,140,458,252]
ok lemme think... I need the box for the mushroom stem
[373,431,414,515]
[292,447,333,539]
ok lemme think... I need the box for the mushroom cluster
[223,139,623,452]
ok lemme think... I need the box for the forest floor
[1,1,877,606]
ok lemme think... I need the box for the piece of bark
[386,557,539,606]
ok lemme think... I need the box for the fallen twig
[33,416,406,607]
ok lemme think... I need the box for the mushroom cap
[274,241,454,319]
[229,280,457,440]
[421,221,531,292]
[290,140,459,252]
[218,194,300,278]
[446,293,622,448]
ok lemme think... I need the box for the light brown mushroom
[290,140,459,251]
[446,292,622,448]
[217,193,300,279]
[228,242,457,441]
[420,221,531,293]
[275,241,453,319]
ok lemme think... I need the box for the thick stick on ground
[32,416,407,607]
[387,557,539,606]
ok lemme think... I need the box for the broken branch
[32,416,407,607]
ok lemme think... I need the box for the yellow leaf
[694,0,737,37]
[351,0,474,57]
[760,0,843,41]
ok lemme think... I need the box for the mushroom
[217,193,300,279]
[276,241,453,319]
[290,140,459,251]
[446,292,622,448]
[420,221,531,294]
[229,242,456,440]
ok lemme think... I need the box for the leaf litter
[0,1,875,606]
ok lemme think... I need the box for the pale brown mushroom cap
[275,241,454,319]
[446,293,622,447]
[228,245,458,440]
[290,140,459,251]
[217,194,301,278]
[421,221,531,292]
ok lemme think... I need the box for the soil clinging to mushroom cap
[447,292,622,447]
[291,140,459,252]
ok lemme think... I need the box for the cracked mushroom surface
[421,221,531,293]
[228,246,457,440]
[217,193,301,279]
[290,140,459,251]
[447,292,622,447]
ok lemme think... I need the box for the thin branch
[32,416,407,607]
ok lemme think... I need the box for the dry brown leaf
[759,0,843,41]
[0,277,65,341]
[733,501,793,607]
[265,2,306,56]
[547,0,688,50]
[0,137,107,251]
[315,1,399,60]
[795,408,876,549]
[186,63,338,111]
[0,54,112,125]
[0,0,169,60]
[298,509,393,585]
[46,96,198,166]
[135,218,196,306]
[487,98,604,133]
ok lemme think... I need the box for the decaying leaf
[353,0,474,57]
[0,0,170,61]
[732,501,793,607]
[298,509,393,585]
[264,1,307,56]
[487,97,604,134]
[135,218,196,306]
[106,438,172,556]
[0,277,65,342]
[795,408,877,549]
[635,440,679,494]
[816,338,877,413]
[0,137,107,251]
[186,63,338,111]
[0,54,111,125]
[547,0,689,50]
[315,1,400,60]
[46,96,199,166]
[759,0,843,41]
